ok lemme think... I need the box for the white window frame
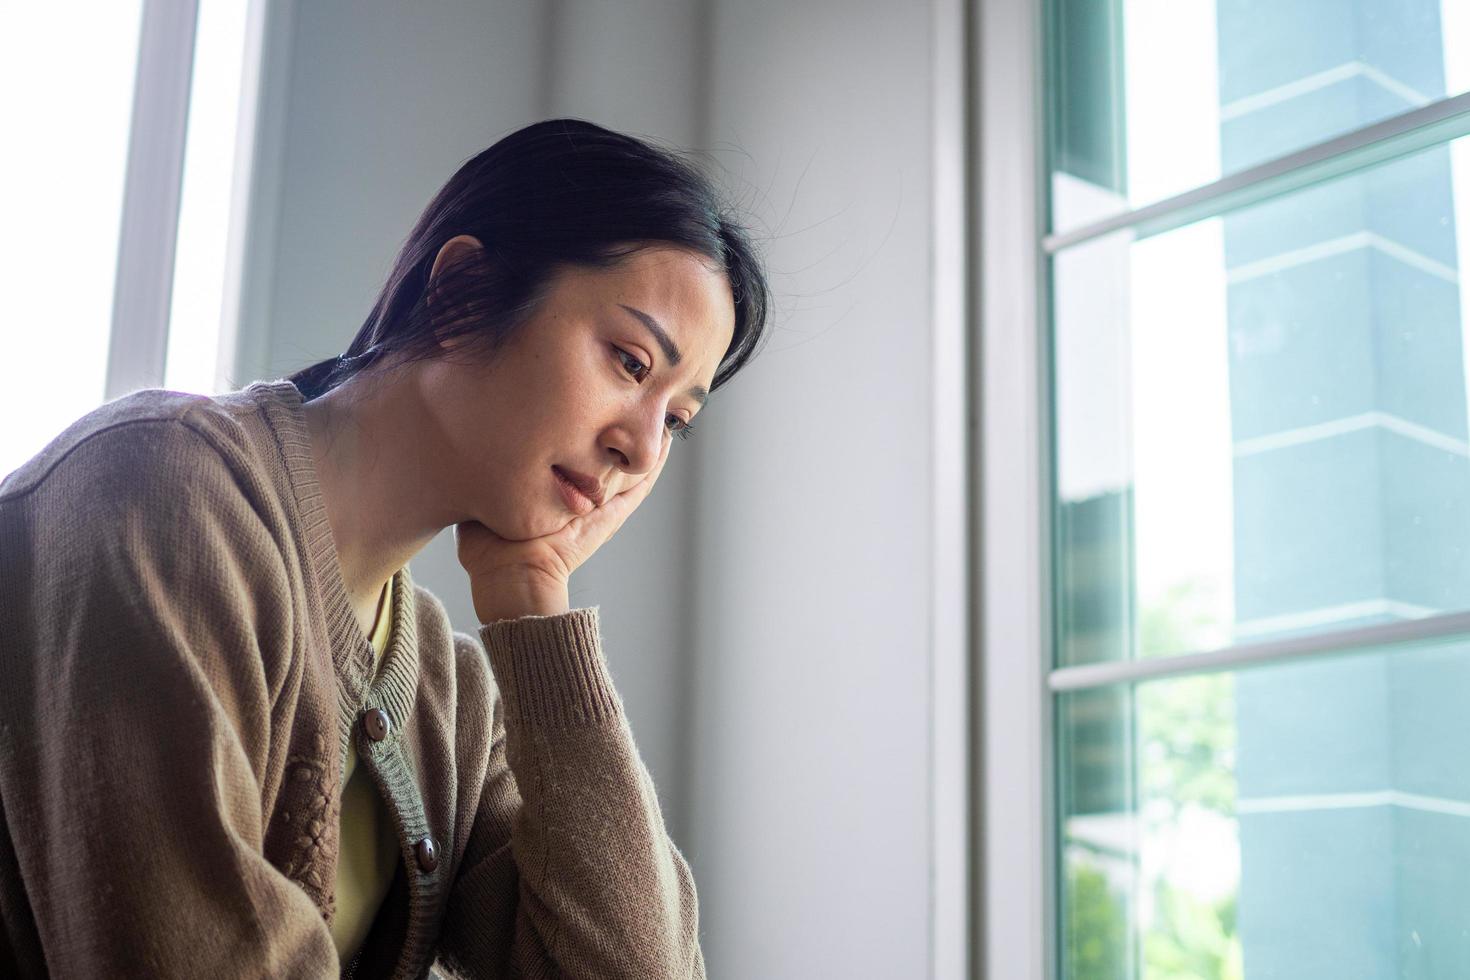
[975,0,1052,977]
[105,0,199,401]
[930,0,973,977]
[104,0,269,399]
[973,1,1470,978]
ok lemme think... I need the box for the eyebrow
[618,303,709,407]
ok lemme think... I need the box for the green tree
[1066,860,1130,980]
[1136,574,1243,980]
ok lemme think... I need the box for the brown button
[415,835,439,872]
[362,707,391,742]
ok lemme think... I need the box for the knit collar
[246,378,421,752]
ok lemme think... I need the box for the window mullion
[105,0,199,401]
[1042,89,1470,254]
[977,1,1053,979]
[1049,609,1470,693]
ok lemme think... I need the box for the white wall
[236,2,941,976]
[688,2,937,975]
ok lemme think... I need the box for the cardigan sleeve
[433,608,706,979]
[0,422,339,978]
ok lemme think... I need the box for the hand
[456,435,672,623]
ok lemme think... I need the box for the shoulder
[0,392,297,664]
[0,389,290,582]
[1,387,261,506]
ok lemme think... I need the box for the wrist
[473,577,570,624]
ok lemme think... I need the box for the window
[0,4,144,479]
[166,0,253,396]
[0,0,256,481]
[1041,1,1470,978]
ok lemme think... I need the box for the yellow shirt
[329,573,401,964]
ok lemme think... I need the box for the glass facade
[1053,135,1470,668]
[1048,0,1470,233]
[1048,1,1470,977]
[1060,635,1470,979]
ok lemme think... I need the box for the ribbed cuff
[479,605,623,728]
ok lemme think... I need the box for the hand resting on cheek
[454,433,672,623]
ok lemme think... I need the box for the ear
[430,234,484,284]
[428,235,485,351]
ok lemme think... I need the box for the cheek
[453,344,616,483]
[547,364,617,436]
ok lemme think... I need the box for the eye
[615,346,699,442]
[613,346,649,382]
[666,415,697,442]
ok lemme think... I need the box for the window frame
[103,0,268,399]
[931,0,973,977]
[974,2,1470,978]
[105,0,199,401]
[975,0,1054,978]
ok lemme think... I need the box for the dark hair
[286,118,770,402]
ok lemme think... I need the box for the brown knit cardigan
[0,379,704,979]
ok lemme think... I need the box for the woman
[0,118,769,979]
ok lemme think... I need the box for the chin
[485,509,568,542]
[472,481,572,541]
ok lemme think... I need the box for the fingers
[453,519,494,565]
[546,440,672,575]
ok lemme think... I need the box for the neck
[301,368,456,634]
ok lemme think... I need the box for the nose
[603,407,665,475]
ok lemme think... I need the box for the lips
[553,466,605,507]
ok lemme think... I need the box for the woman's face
[417,242,737,540]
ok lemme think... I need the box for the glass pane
[1053,132,1470,665]
[165,0,251,396]
[1047,0,1470,234]
[0,4,144,480]
[1059,633,1470,979]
